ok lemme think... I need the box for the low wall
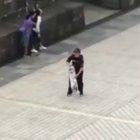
[0,0,56,20]
[0,0,25,19]
[0,24,19,65]
[101,0,120,9]
[0,1,85,66]
[41,2,85,45]
[74,0,140,9]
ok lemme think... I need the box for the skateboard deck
[69,61,78,93]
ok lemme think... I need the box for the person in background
[19,11,35,56]
[36,9,47,50]
[66,48,84,96]
[30,8,47,53]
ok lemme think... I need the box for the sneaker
[31,49,39,53]
[40,45,47,50]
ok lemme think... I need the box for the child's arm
[66,54,74,64]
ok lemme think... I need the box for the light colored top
[36,16,42,33]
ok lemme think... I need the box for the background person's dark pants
[32,31,40,51]
[68,76,83,95]
[37,35,41,51]
[27,31,39,55]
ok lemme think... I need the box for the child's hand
[75,74,78,78]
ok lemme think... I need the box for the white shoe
[40,45,47,50]
[31,49,38,53]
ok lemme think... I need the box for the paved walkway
[0,8,140,140]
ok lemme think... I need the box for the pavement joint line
[0,97,140,126]
[90,50,140,57]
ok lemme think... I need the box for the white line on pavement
[0,97,140,126]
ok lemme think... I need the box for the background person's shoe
[31,49,39,53]
[40,45,47,50]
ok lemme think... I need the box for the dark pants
[37,35,41,50]
[27,31,40,55]
[68,75,83,95]
[32,31,40,50]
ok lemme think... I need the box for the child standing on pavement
[67,48,84,96]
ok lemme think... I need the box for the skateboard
[69,61,78,93]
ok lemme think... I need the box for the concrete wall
[74,0,140,9]
[0,30,19,65]
[41,2,85,45]
[0,0,25,18]
[120,0,140,9]
[101,0,140,9]
[0,0,55,20]
[26,0,54,10]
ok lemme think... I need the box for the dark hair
[73,48,81,53]
[35,9,42,16]
[25,10,35,20]
[32,15,37,23]
[26,14,30,19]
[28,10,35,17]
